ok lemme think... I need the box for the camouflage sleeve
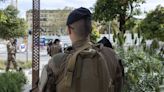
[39,53,67,92]
[38,65,48,92]
[38,63,56,92]
[7,43,12,50]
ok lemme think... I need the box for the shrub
[0,72,27,92]
[116,47,164,92]
[17,61,32,69]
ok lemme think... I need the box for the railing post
[32,0,40,92]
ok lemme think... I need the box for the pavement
[22,56,49,92]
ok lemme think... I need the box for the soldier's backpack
[56,42,114,92]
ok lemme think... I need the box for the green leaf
[134,38,137,44]
[131,31,134,40]
[0,5,27,39]
[150,39,160,50]
[139,5,164,41]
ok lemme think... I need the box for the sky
[0,0,164,18]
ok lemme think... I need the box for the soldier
[98,36,113,49]
[50,39,62,57]
[6,38,18,71]
[47,40,53,56]
[39,7,124,92]
[13,39,17,56]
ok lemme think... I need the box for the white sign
[19,44,26,52]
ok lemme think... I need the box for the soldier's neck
[72,38,90,50]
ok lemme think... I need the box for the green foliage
[0,5,27,39]
[0,60,32,70]
[0,60,5,70]
[90,23,100,43]
[93,0,145,32]
[94,0,145,21]
[125,17,141,31]
[17,61,32,69]
[0,10,7,23]
[150,39,160,50]
[112,22,164,91]
[0,72,27,92]
[139,5,164,41]
[116,46,164,92]
[112,22,126,46]
[125,18,136,31]
[98,22,109,34]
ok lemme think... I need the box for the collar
[72,39,90,50]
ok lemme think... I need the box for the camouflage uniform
[6,40,18,71]
[47,40,53,56]
[50,44,62,57]
[39,40,124,92]
[47,45,52,56]
[38,7,124,92]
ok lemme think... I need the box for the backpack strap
[64,42,92,89]
[97,51,114,91]
[93,44,114,91]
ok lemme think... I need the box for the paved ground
[22,57,49,92]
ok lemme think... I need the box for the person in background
[47,40,53,56]
[6,38,18,71]
[50,39,62,57]
[98,36,113,49]
[98,37,124,77]
[13,39,17,56]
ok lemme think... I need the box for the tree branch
[126,2,133,21]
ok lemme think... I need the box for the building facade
[26,9,71,35]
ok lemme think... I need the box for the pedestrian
[47,40,53,56]
[6,38,18,71]
[50,39,62,57]
[98,36,113,49]
[13,39,17,56]
[98,37,124,77]
[38,7,124,92]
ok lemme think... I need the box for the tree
[93,0,145,33]
[0,0,7,22]
[0,10,7,23]
[0,5,27,39]
[139,5,164,41]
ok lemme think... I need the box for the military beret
[66,7,92,25]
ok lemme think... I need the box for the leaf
[113,35,116,42]
[145,63,151,73]
[141,38,145,44]
[131,31,134,40]
[134,38,137,45]
[137,28,141,38]
[150,39,160,50]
